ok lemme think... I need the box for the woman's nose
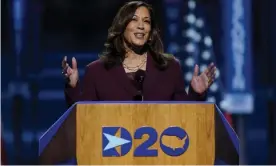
[137,21,145,29]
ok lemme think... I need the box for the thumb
[72,57,77,69]
[193,64,199,76]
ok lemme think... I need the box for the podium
[39,101,239,165]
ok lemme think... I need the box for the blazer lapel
[143,54,160,95]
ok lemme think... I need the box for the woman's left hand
[191,63,216,94]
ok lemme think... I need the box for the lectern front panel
[76,103,215,165]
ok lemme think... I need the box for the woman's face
[123,6,151,47]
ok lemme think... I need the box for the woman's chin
[132,42,146,47]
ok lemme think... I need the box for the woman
[62,1,216,106]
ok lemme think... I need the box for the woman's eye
[144,20,151,24]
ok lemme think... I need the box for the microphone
[133,69,146,101]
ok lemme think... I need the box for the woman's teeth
[134,33,145,38]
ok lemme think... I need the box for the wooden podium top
[39,101,239,165]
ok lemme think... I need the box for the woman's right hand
[62,56,79,88]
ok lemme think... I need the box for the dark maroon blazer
[64,55,206,107]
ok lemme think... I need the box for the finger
[210,72,216,80]
[206,72,216,87]
[67,66,73,74]
[208,80,214,88]
[62,56,67,68]
[72,57,77,69]
[206,62,215,71]
[206,64,216,77]
[62,63,69,74]
[208,62,215,69]
[193,64,199,76]
[207,66,216,78]
[211,68,217,78]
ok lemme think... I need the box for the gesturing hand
[191,63,216,94]
[62,56,79,88]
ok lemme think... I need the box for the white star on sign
[103,133,131,151]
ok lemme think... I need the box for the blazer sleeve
[1,136,7,165]
[64,66,98,107]
[172,59,207,101]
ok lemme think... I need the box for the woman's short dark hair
[100,1,173,70]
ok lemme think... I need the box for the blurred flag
[182,0,233,126]
[164,0,233,126]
